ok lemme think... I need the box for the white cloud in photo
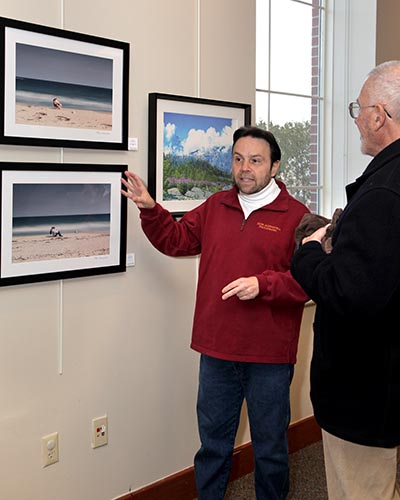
[182,125,234,156]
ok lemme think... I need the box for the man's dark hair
[232,126,281,164]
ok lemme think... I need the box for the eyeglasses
[348,101,392,120]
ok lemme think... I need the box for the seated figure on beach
[50,226,63,237]
[52,97,62,110]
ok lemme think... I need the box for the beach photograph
[11,183,112,264]
[14,43,113,131]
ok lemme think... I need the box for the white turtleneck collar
[238,178,281,219]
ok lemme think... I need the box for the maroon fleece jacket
[139,181,309,363]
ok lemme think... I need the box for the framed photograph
[0,16,129,149]
[148,92,251,215]
[0,162,127,287]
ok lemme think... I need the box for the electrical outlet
[41,432,59,467]
[92,415,108,448]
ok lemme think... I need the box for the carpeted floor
[224,440,400,500]
[194,439,400,499]
[225,440,327,500]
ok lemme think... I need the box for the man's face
[231,136,280,194]
[353,81,383,157]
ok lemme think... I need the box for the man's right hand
[302,224,330,245]
[121,171,156,209]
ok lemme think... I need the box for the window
[256,0,325,213]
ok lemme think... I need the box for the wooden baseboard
[117,415,321,500]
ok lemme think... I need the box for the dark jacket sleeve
[291,188,400,317]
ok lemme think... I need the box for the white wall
[0,2,255,499]
[0,1,377,499]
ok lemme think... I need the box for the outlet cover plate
[41,432,59,467]
[92,415,108,448]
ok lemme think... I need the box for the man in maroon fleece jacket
[121,126,309,500]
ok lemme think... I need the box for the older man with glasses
[291,60,400,500]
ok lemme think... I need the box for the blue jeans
[194,354,294,500]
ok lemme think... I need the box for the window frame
[256,0,377,217]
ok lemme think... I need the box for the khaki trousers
[322,429,400,500]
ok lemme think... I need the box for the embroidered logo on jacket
[257,222,281,232]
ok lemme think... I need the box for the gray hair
[366,60,400,122]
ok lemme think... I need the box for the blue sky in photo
[163,112,234,156]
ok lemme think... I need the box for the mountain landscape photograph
[162,111,235,201]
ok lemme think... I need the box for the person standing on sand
[52,97,62,110]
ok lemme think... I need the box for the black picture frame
[148,92,251,216]
[0,16,129,150]
[0,162,127,287]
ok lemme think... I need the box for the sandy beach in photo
[15,103,112,130]
[12,232,110,263]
